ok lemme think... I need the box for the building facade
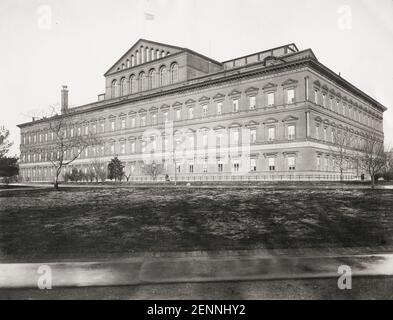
[17,39,387,182]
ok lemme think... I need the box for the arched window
[136,50,140,65]
[159,66,167,86]
[131,55,135,67]
[170,63,178,83]
[129,75,137,94]
[126,59,130,68]
[146,47,150,62]
[151,48,155,60]
[161,50,166,58]
[139,72,147,91]
[141,46,145,64]
[111,79,118,98]
[149,69,157,89]
[156,49,161,59]
[120,78,127,96]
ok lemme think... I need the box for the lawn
[0,186,392,262]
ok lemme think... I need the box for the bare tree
[329,128,356,181]
[0,126,13,158]
[358,133,387,188]
[46,106,102,189]
[143,161,164,181]
[89,160,107,182]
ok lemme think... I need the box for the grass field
[0,186,392,262]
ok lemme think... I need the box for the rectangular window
[322,93,326,107]
[287,89,295,104]
[250,158,257,172]
[77,127,81,136]
[268,157,275,171]
[202,105,208,117]
[232,99,239,113]
[233,160,240,172]
[323,127,327,141]
[288,156,296,170]
[268,127,275,141]
[163,112,169,123]
[84,125,89,135]
[110,120,115,132]
[120,141,126,154]
[130,141,135,153]
[288,125,295,140]
[141,141,146,153]
[250,128,257,143]
[150,114,156,125]
[249,96,256,110]
[218,162,223,173]
[202,133,208,148]
[317,156,321,170]
[100,121,105,133]
[121,118,126,129]
[216,133,223,147]
[203,160,208,173]
[189,163,194,173]
[188,107,194,119]
[130,117,136,128]
[140,116,146,127]
[92,123,97,134]
[217,102,222,115]
[314,90,318,104]
[176,109,181,121]
[267,92,275,106]
[110,143,115,154]
[233,130,239,145]
[315,126,320,139]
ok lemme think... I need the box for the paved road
[1,276,392,300]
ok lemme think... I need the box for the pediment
[213,93,225,100]
[172,101,182,108]
[245,120,260,127]
[199,96,210,102]
[245,87,259,94]
[263,118,278,124]
[229,122,242,128]
[104,39,184,76]
[282,115,299,122]
[214,125,226,131]
[138,108,147,113]
[313,80,321,87]
[228,89,241,97]
[160,104,170,109]
[262,82,278,90]
[185,99,196,105]
[281,79,298,87]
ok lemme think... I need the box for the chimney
[61,85,69,114]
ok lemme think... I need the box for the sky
[1,0,392,155]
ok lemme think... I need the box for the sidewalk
[1,248,393,289]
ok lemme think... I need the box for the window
[315,125,320,139]
[323,127,327,141]
[130,141,135,153]
[120,78,127,96]
[189,162,194,173]
[70,128,74,137]
[92,123,97,134]
[202,132,208,148]
[250,128,257,143]
[268,157,275,171]
[233,160,240,173]
[121,118,126,129]
[84,125,89,135]
[288,156,296,170]
[111,80,117,98]
[232,99,239,113]
[139,72,147,91]
[217,102,222,115]
[170,63,178,83]
[152,113,157,125]
[110,120,115,132]
[140,115,146,127]
[218,162,223,173]
[232,130,239,145]
[287,125,295,140]
[249,96,256,110]
[267,92,275,106]
[188,107,194,119]
[110,143,115,155]
[163,112,169,123]
[149,69,157,89]
[100,121,105,133]
[130,117,136,128]
[130,75,137,94]
[159,66,167,86]
[188,136,195,149]
[216,132,223,147]
[176,109,181,121]
[250,159,257,172]
[202,105,208,117]
[77,127,81,136]
[268,127,275,141]
[287,89,295,104]
[141,141,146,153]
[322,93,326,107]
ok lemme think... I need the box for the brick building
[17,39,387,182]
